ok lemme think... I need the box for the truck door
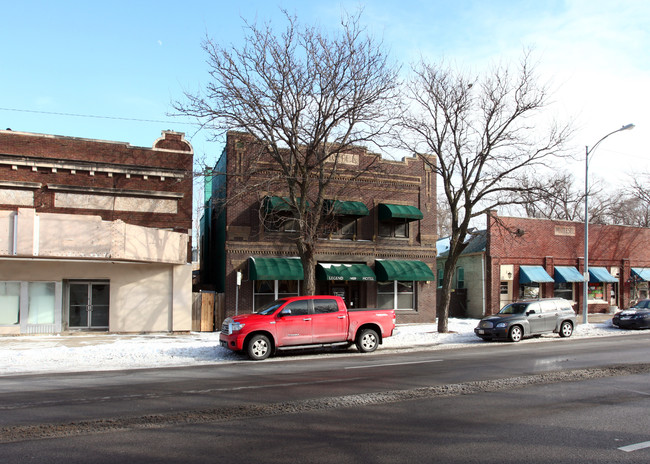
[311,298,348,343]
[275,299,313,346]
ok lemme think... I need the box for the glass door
[68,282,110,330]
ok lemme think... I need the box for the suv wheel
[559,321,573,338]
[508,325,523,342]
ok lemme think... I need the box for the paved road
[1,333,649,463]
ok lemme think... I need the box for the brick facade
[486,212,650,314]
[0,130,194,335]
[201,132,438,324]
[0,130,193,243]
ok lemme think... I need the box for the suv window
[539,300,558,313]
[526,302,541,314]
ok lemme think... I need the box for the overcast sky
[2,0,647,188]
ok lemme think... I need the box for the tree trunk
[300,243,317,296]
[437,259,457,333]
[437,239,465,333]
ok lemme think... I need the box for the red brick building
[486,212,650,314]
[0,130,193,335]
[200,132,438,324]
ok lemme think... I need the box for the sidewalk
[0,314,613,349]
[0,317,623,376]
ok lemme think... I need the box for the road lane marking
[345,359,443,369]
[619,441,650,452]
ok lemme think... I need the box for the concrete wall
[0,259,192,334]
[0,208,188,264]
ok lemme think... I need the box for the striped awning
[378,203,423,221]
[519,265,554,284]
[316,263,376,281]
[631,268,650,282]
[248,257,304,280]
[588,267,618,283]
[325,200,369,217]
[374,260,435,281]
[554,266,585,283]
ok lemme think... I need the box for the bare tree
[608,172,650,227]
[509,171,613,223]
[399,53,571,332]
[174,10,400,294]
[436,196,453,238]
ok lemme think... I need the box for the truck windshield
[257,300,285,315]
[499,303,528,315]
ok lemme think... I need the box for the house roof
[437,229,487,258]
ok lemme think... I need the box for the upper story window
[326,216,358,238]
[262,196,303,233]
[323,199,369,240]
[377,203,423,239]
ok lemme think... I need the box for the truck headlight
[230,322,245,332]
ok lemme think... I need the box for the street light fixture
[583,123,635,324]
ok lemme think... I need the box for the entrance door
[68,282,110,330]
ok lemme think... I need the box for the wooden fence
[191,292,225,332]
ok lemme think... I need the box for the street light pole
[583,123,635,324]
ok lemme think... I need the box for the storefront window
[28,282,55,325]
[588,283,605,301]
[0,282,20,325]
[254,280,300,311]
[554,282,573,301]
[377,281,415,310]
[519,283,539,299]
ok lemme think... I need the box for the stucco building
[0,129,193,335]
[200,132,438,324]
[437,212,650,318]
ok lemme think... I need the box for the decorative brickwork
[202,131,438,324]
[486,212,650,314]
[0,130,193,257]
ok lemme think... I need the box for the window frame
[377,280,416,311]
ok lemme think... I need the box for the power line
[0,107,196,126]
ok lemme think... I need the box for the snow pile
[0,318,625,375]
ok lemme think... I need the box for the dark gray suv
[475,298,577,342]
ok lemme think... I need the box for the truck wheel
[356,328,379,353]
[247,334,271,360]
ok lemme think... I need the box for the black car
[612,299,650,329]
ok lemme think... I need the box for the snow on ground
[0,318,628,376]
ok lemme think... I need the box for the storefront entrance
[326,282,362,309]
[68,281,110,330]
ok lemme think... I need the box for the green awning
[374,260,435,281]
[378,203,423,221]
[325,200,369,216]
[316,263,376,281]
[554,266,584,283]
[263,196,308,213]
[249,257,304,280]
[631,268,650,281]
[588,267,618,283]
[519,265,554,284]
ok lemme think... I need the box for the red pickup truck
[219,295,396,360]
